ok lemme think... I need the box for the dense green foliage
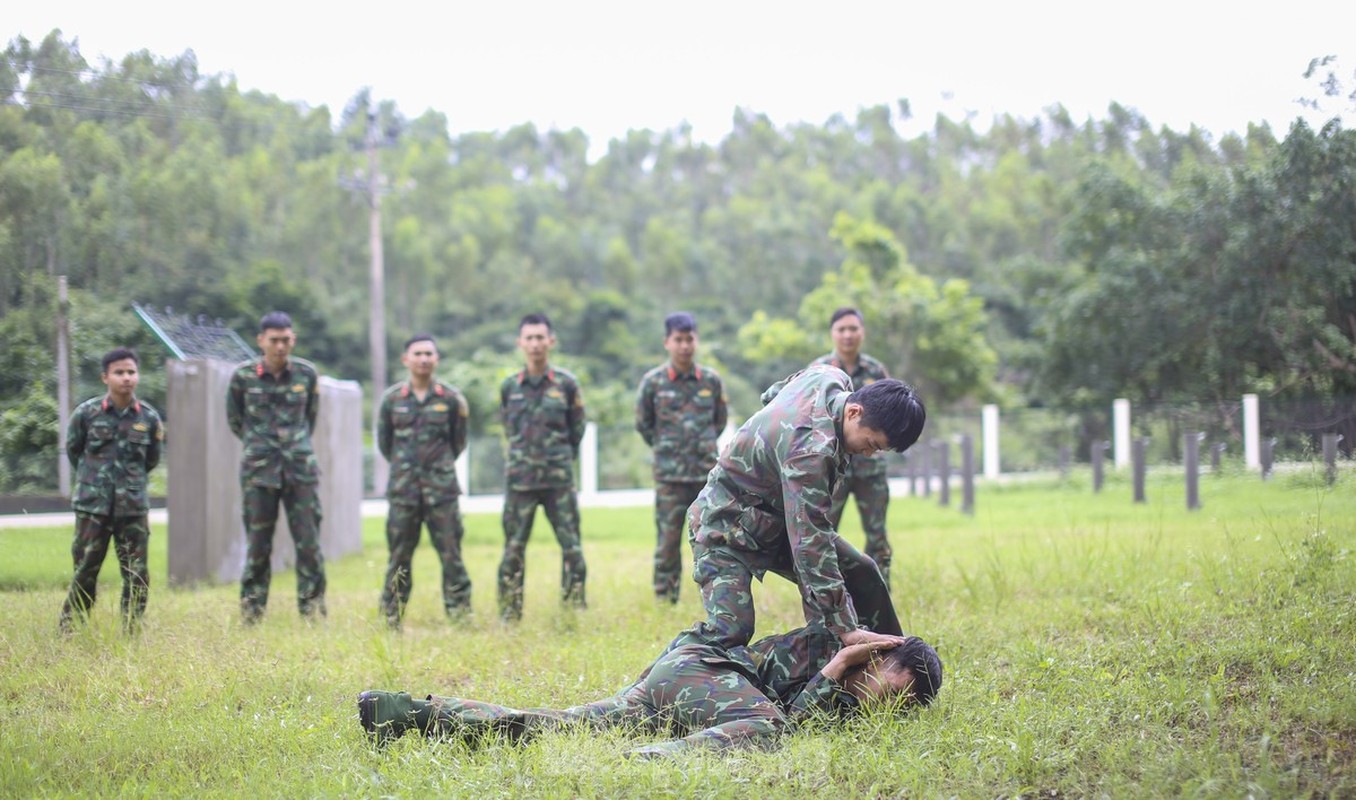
[0,473,1352,796]
[2,31,1354,491]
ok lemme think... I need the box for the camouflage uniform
[409,624,856,754]
[811,352,893,587]
[497,367,588,620]
[60,395,164,630]
[226,357,326,620]
[682,365,897,650]
[635,361,728,601]
[377,379,471,623]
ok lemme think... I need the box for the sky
[10,1,1356,152]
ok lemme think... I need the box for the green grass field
[1,469,1352,798]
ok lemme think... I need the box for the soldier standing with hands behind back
[377,334,472,628]
[60,348,164,633]
[635,312,728,603]
[497,313,588,621]
[227,311,326,624]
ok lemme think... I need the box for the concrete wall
[166,360,363,586]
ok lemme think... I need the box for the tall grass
[1,469,1352,797]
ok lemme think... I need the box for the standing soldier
[497,313,588,621]
[60,348,164,633]
[635,312,728,603]
[812,307,895,588]
[226,311,326,623]
[377,334,472,628]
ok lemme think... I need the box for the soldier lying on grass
[358,624,941,757]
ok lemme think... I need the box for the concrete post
[935,441,950,507]
[1132,437,1149,503]
[1260,437,1276,480]
[1092,440,1109,493]
[1113,398,1131,470]
[1242,394,1260,470]
[1323,434,1343,486]
[455,447,470,495]
[166,360,363,586]
[982,404,1000,479]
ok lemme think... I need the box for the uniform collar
[517,367,556,385]
[256,358,291,378]
[666,362,701,381]
[101,395,141,414]
[399,381,445,398]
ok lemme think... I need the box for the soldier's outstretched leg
[282,478,326,618]
[111,515,151,631]
[542,487,586,609]
[380,501,423,627]
[833,536,901,636]
[60,513,113,631]
[428,497,471,616]
[498,490,538,621]
[240,485,282,623]
[358,690,647,745]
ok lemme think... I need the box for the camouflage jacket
[690,365,858,636]
[734,624,858,718]
[66,395,164,516]
[635,362,728,483]
[811,352,891,478]
[378,380,469,505]
[226,357,320,488]
[500,366,585,490]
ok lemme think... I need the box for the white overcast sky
[10,1,1355,152]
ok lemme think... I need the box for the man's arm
[65,409,85,470]
[450,389,469,459]
[712,374,729,434]
[305,372,319,434]
[567,380,586,453]
[145,412,163,473]
[376,392,394,461]
[225,373,245,439]
[634,376,656,447]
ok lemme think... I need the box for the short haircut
[829,307,863,328]
[519,313,552,332]
[850,379,926,452]
[883,636,943,706]
[101,347,139,373]
[664,311,697,337]
[259,311,293,332]
[404,333,438,352]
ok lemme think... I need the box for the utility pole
[365,112,389,496]
[56,275,71,497]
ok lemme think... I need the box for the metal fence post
[1132,437,1149,503]
[1185,432,1204,510]
[935,441,950,507]
[959,434,975,515]
[1092,440,1110,493]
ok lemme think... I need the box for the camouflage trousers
[240,481,326,621]
[498,487,587,621]
[416,642,790,753]
[60,513,150,631]
[828,469,891,589]
[652,481,704,602]
[674,535,900,651]
[381,496,471,623]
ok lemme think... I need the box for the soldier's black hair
[850,379,925,452]
[883,636,943,706]
[101,347,139,373]
[259,311,294,332]
[664,311,697,337]
[829,306,863,328]
[403,333,438,352]
[519,313,552,333]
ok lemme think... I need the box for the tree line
[2,30,1353,492]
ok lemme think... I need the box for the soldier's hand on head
[839,627,908,648]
